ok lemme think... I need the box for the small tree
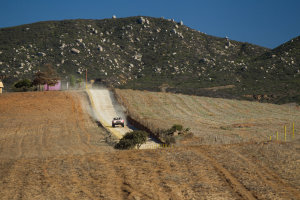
[70,75,76,87]
[33,64,60,91]
[76,78,84,89]
[44,64,59,90]
[14,79,33,91]
[115,130,148,150]
[33,71,47,91]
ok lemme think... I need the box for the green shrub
[156,124,192,145]
[114,138,135,150]
[115,130,148,150]
[70,75,76,87]
[170,124,183,132]
[13,79,33,91]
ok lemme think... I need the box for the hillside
[115,89,300,144]
[0,91,299,199]
[0,91,113,159]
[0,16,299,103]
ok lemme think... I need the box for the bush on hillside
[157,124,192,145]
[170,124,183,132]
[115,130,148,150]
[13,79,33,91]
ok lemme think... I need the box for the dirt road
[87,88,159,148]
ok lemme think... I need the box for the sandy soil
[0,91,299,199]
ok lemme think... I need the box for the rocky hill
[0,16,299,104]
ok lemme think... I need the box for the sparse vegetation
[154,124,192,145]
[115,89,300,144]
[0,16,299,104]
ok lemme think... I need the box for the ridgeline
[0,16,299,104]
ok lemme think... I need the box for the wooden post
[293,122,295,139]
[284,125,286,142]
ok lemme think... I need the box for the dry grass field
[0,90,299,199]
[115,89,300,144]
[0,91,112,159]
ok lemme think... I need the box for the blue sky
[0,0,299,48]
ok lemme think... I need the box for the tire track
[16,124,24,159]
[228,149,300,199]
[195,148,257,200]
[41,159,71,199]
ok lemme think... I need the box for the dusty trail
[87,88,159,148]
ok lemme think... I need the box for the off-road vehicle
[112,117,124,127]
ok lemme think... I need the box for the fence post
[293,122,295,139]
[284,125,286,142]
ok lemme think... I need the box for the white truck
[112,117,124,127]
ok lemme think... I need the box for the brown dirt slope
[0,91,112,159]
[0,142,299,199]
[0,91,299,199]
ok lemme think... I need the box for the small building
[44,80,61,91]
[0,81,3,93]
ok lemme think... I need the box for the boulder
[71,48,80,54]
[241,66,247,71]
[37,52,46,57]
[199,58,209,63]
[60,43,66,49]
[112,15,116,19]
[76,39,83,43]
[133,54,142,61]
[145,19,150,24]
[97,45,103,52]
[137,17,145,24]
